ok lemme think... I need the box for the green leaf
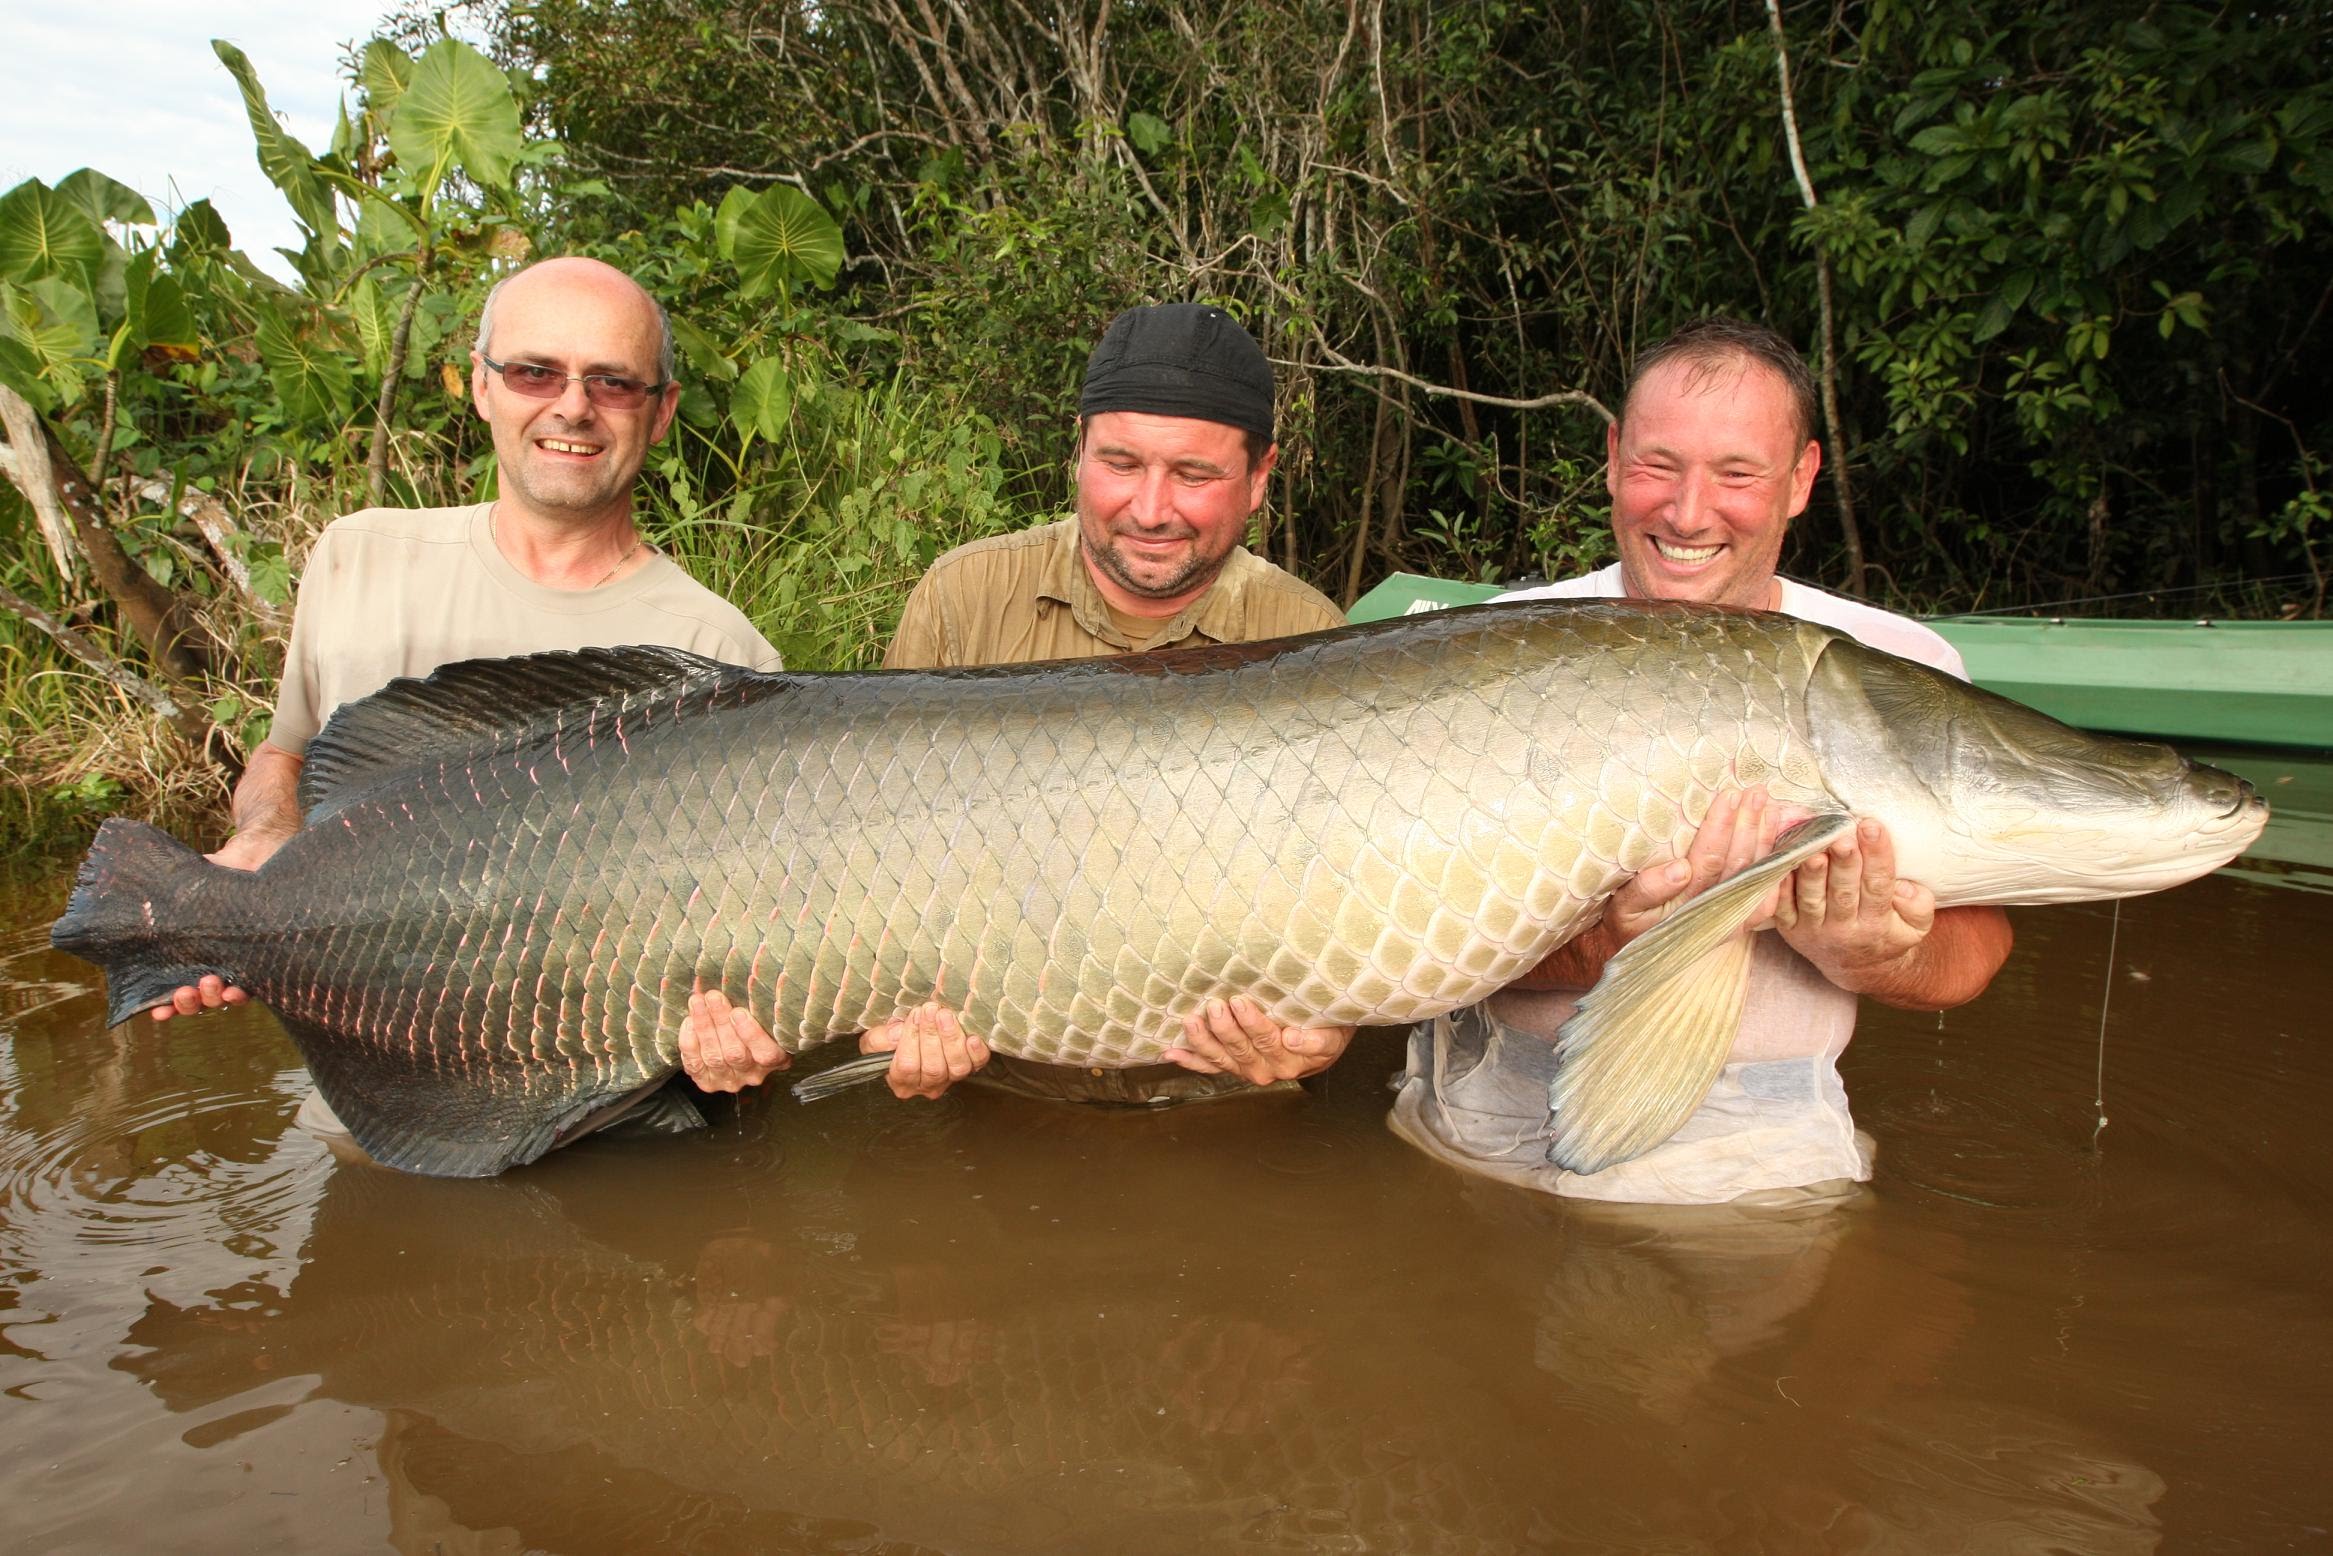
[731,356,793,444]
[390,40,522,191]
[1904,202,1944,247]
[360,38,415,119]
[0,181,106,284]
[0,334,58,412]
[15,275,103,364]
[717,184,845,298]
[670,314,737,382]
[247,545,292,604]
[1908,125,1968,157]
[56,169,156,227]
[171,199,233,257]
[125,251,199,357]
[1127,111,1172,156]
[253,304,354,423]
[349,277,396,376]
[1971,288,2015,343]
[213,40,341,238]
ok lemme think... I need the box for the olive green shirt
[883,517,1343,669]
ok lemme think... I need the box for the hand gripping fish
[52,601,2268,1178]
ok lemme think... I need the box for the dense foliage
[508,0,2331,608]
[1,0,2327,848]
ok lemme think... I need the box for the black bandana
[1078,303,1274,446]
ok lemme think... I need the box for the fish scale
[54,599,2267,1175]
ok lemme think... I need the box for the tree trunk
[0,383,214,684]
[1765,0,1868,598]
[365,273,428,506]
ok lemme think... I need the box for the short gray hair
[1623,317,1819,449]
[474,263,677,385]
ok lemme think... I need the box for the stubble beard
[1083,528,1233,602]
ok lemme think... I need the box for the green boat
[1345,572,2333,891]
[1346,573,2333,749]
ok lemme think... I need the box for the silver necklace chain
[491,507,647,590]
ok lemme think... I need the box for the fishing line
[2091,899,2121,1148]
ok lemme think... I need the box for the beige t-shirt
[268,502,781,755]
[883,517,1344,669]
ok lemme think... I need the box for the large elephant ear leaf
[56,169,157,228]
[360,38,416,121]
[0,181,106,285]
[213,40,340,239]
[716,184,845,300]
[253,304,354,425]
[730,357,794,446]
[390,40,521,192]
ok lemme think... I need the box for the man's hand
[1772,818,2011,1009]
[1161,996,1355,1085]
[858,1002,991,1100]
[149,972,250,1024]
[677,990,792,1092]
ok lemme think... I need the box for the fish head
[1801,635,2269,906]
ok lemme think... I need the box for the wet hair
[1622,317,1819,449]
[474,260,677,386]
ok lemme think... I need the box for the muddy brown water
[2,854,2328,1553]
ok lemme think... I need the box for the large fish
[52,601,2266,1177]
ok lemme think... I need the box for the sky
[1,2,428,279]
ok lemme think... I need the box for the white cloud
[0,2,411,277]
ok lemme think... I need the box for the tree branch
[1766,0,1867,597]
[1296,347,1614,423]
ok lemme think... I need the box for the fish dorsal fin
[298,645,783,820]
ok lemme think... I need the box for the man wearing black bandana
[679,304,1356,1106]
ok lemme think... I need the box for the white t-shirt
[1496,562,1967,676]
[1484,564,1969,1064]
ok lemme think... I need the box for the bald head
[475,257,675,385]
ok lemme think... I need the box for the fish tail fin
[49,818,242,1028]
[790,1051,897,1103]
[1549,813,1853,1175]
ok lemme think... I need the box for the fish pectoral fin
[1547,812,1853,1175]
[789,1051,897,1103]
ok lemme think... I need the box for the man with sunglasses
[152,256,787,1120]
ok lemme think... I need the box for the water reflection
[4,871,2329,1551]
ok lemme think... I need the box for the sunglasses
[481,355,670,410]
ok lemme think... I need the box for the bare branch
[0,580,215,752]
[1766,0,1866,596]
[1296,348,1614,423]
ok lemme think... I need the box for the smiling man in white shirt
[1389,317,2016,1205]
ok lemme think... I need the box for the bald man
[152,257,787,1132]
